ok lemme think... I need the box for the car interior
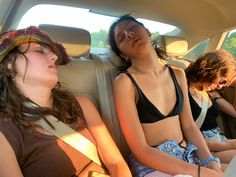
[1,0,236,161]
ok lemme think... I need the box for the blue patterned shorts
[202,127,228,142]
[128,140,200,177]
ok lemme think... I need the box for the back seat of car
[92,35,193,157]
[152,34,191,69]
[39,24,130,157]
[40,25,214,160]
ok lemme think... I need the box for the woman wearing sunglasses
[185,49,236,167]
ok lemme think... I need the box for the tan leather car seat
[39,24,129,157]
[152,35,191,69]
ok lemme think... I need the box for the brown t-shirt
[0,117,106,177]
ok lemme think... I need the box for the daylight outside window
[183,39,209,61]
[221,29,236,58]
[18,4,177,48]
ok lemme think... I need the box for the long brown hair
[0,44,85,128]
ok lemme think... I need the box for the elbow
[129,144,152,164]
[106,160,131,177]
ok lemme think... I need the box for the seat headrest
[152,35,188,57]
[106,48,128,67]
[39,24,91,57]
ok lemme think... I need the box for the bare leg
[213,149,236,164]
[220,163,227,172]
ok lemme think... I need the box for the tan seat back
[39,25,100,109]
[92,48,131,158]
[39,24,91,58]
[39,25,129,157]
[152,35,191,69]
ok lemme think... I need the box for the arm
[0,132,24,177]
[205,138,236,152]
[113,73,222,177]
[76,96,132,177]
[174,68,222,173]
[234,86,236,110]
[209,90,236,118]
[229,75,236,110]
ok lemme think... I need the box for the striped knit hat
[0,26,70,65]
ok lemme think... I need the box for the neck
[131,52,162,73]
[190,83,203,91]
[28,92,53,108]
[16,81,54,108]
[189,83,209,98]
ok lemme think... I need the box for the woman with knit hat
[0,26,131,177]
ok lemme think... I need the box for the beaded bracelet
[203,157,220,167]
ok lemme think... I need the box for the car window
[221,29,236,58]
[18,4,177,48]
[183,39,209,61]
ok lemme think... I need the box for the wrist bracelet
[203,157,220,167]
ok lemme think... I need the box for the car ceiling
[1,0,236,47]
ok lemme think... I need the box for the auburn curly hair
[185,49,236,85]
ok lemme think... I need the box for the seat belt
[36,115,102,166]
[195,91,208,129]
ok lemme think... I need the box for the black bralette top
[124,65,184,123]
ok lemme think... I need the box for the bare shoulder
[75,95,102,125]
[75,95,94,108]
[0,131,15,157]
[0,132,6,142]
[114,72,131,86]
[114,72,134,92]
[170,66,187,84]
[0,132,24,177]
[113,72,136,100]
[171,66,186,77]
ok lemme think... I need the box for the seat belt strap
[195,91,208,129]
[36,115,102,166]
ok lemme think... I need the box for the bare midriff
[142,115,186,148]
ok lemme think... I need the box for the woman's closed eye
[34,47,44,53]
[117,32,125,44]
[34,46,52,54]
[128,24,138,32]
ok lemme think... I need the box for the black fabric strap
[198,164,201,177]
[178,139,186,149]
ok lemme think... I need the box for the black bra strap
[124,71,141,92]
[166,65,178,84]
[178,139,186,149]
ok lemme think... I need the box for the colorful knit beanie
[0,26,70,65]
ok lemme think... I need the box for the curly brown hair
[0,44,85,128]
[185,49,236,85]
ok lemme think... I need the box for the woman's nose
[126,31,135,40]
[48,51,58,63]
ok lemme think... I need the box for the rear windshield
[18,4,177,48]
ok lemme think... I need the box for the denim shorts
[128,140,200,177]
[202,127,228,142]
